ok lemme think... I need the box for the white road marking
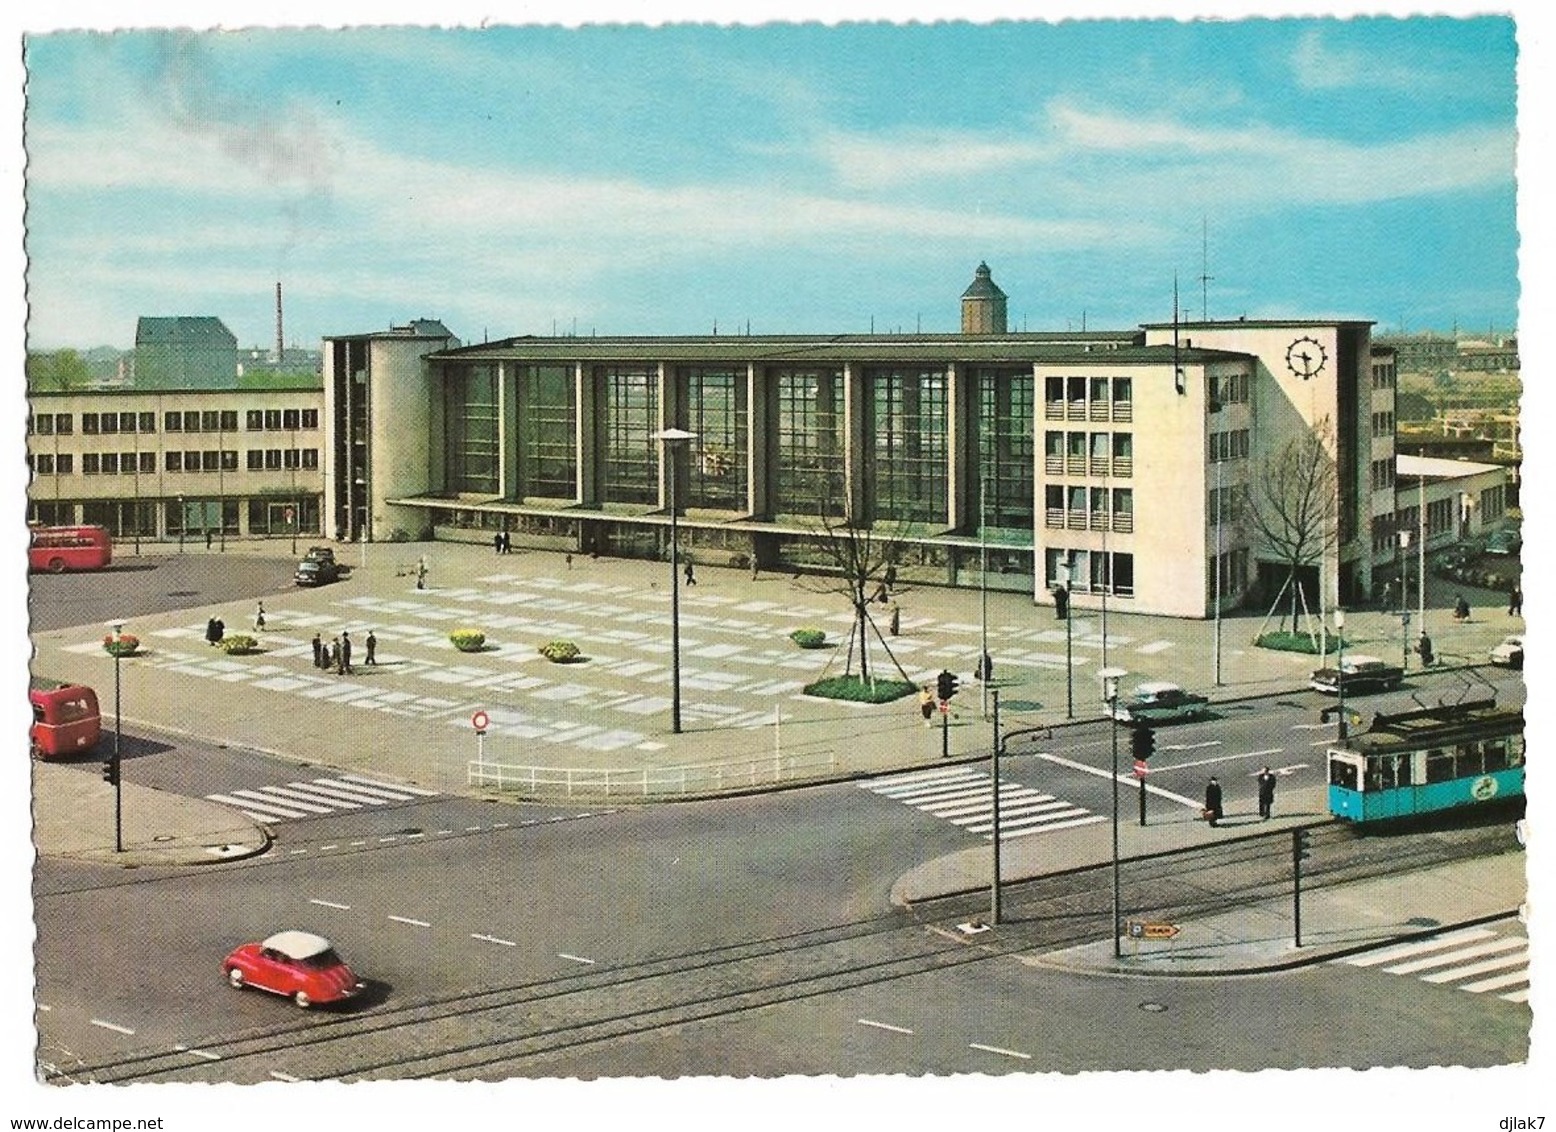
[269,1071,301,1082]
[309,899,351,910]
[89,1019,135,1035]
[997,814,1107,838]
[1383,936,1525,975]
[1291,722,1333,731]
[205,793,310,820]
[1153,749,1287,773]
[1337,927,1495,967]
[174,1044,223,1061]
[388,915,431,927]
[319,845,339,851]
[969,1042,1031,1060]
[341,773,440,796]
[471,933,518,947]
[230,787,334,814]
[1425,951,1528,986]
[558,953,596,965]
[1158,740,1222,752]
[1500,988,1530,1003]
[857,1019,914,1035]
[1036,751,1202,809]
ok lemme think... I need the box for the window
[100,413,118,434]
[284,448,300,469]
[200,410,219,432]
[1112,432,1133,474]
[247,450,264,471]
[246,409,263,430]
[221,450,238,472]
[184,450,200,470]
[1090,376,1109,403]
[139,451,155,474]
[265,449,282,470]
[55,454,72,474]
[183,411,200,432]
[138,412,155,433]
[119,412,138,432]
[868,366,948,523]
[264,409,282,430]
[166,411,183,432]
[82,453,100,475]
[220,410,238,431]
[302,448,318,469]
[101,453,119,475]
[35,454,54,475]
[166,452,183,472]
[82,413,99,435]
[302,408,319,429]
[33,414,54,436]
[283,408,300,430]
[201,451,220,472]
[119,451,138,473]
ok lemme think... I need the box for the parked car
[1484,529,1522,556]
[1109,681,1211,723]
[295,558,341,587]
[223,930,364,1009]
[1309,654,1404,695]
[1489,635,1524,669]
[304,545,337,566]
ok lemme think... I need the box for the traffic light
[101,756,119,786]
[1130,725,1155,760]
[1053,584,1069,621]
[936,670,959,702]
[1294,828,1312,862]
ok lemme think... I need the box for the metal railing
[467,749,839,799]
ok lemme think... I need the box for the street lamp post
[1334,608,1349,743]
[990,688,1002,926]
[1397,529,1412,671]
[657,428,697,735]
[1065,552,1075,719]
[177,495,185,553]
[108,619,125,853]
[1101,666,1128,958]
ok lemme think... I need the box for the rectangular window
[264,409,282,430]
[679,367,748,511]
[166,452,182,472]
[99,413,118,434]
[119,412,138,432]
[246,409,263,430]
[56,453,72,474]
[220,410,238,431]
[201,410,219,432]
[284,448,300,469]
[444,364,501,495]
[36,454,54,475]
[867,365,950,523]
[265,449,282,470]
[82,413,99,435]
[201,450,220,472]
[138,411,156,433]
[101,453,119,475]
[33,414,54,436]
[283,408,301,430]
[247,449,264,470]
[139,451,155,474]
[55,414,72,435]
[221,450,238,472]
[82,453,100,475]
[302,448,318,469]
[183,411,200,432]
[166,411,183,432]
[301,408,319,429]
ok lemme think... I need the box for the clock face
[1285,335,1327,379]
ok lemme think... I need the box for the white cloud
[1288,26,1432,93]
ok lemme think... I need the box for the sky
[18,8,1524,352]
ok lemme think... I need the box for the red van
[30,679,102,759]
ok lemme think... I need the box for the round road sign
[471,710,490,732]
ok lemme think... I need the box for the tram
[1327,696,1524,824]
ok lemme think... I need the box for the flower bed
[802,675,916,703]
[789,628,828,649]
[219,634,260,655]
[539,639,581,663]
[1255,630,1349,655]
[101,634,139,658]
[450,628,487,653]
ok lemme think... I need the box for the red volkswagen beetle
[223,930,364,1008]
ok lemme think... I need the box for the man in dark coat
[340,630,353,675]
[311,632,322,668]
[1257,766,1277,820]
[365,630,377,666]
[206,618,220,647]
[1204,777,1224,827]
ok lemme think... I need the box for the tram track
[55,821,1517,1083]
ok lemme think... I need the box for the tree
[25,349,91,392]
[802,506,914,687]
[1246,418,1339,635]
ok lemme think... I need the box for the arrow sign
[1139,921,1180,940]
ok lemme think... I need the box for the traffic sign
[1140,921,1179,939]
[1133,759,1149,778]
[471,709,490,732]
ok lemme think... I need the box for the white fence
[466,750,839,799]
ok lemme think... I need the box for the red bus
[28,524,113,573]
[30,679,102,759]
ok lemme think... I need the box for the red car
[223,931,364,1008]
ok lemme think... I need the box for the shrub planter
[539,640,581,663]
[219,634,260,656]
[803,675,916,704]
[1255,630,1349,655]
[450,628,487,653]
[789,628,828,649]
[101,634,140,658]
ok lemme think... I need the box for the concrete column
[500,360,520,502]
[746,361,768,519]
[946,362,964,532]
[574,362,596,506]
[843,362,868,522]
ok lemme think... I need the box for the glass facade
[975,367,1034,534]
[518,364,576,500]
[680,367,747,511]
[598,366,658,506]
[868,366,948,524]
[443,363,499,494]
[773,367,846,518]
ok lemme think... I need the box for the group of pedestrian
[204,616,226,646]
[1202,767,1279,827]
[309,628,378,675]
[492,531,514,555]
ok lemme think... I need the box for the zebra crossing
[207,774,440,823]
[1331,925,1529,1004]
[858,766,1104,841]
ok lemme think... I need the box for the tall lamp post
[1334,608,1349,743]
[1101,666,1128,958]
[657,428,697,735]
[177,495,185,553]
[107,619,125,853]
[1397,529,1412,671]
[1064,552,1076,718]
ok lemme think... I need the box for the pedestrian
[333,636,345,676]
[213,617,225,645]
[565,553,573,571]
[684,561,696,586]
[919,685,935,728]
[205,530,212,550]
[1257,766,1277,820]
[205,617,220,647]
[1454,594,1470,622]
[1417,631,1435,667]
[254,601,266,631]
[504,531,513,554]
[311,632,322,668]
[884,564,898,592]
[1509,586,1523,616]
[493,531,503,555]
[340,630,353,675]
[416,557,427,590]
[365,630,377,665]
[321,640,333,671]
[889,603,901,637]
[750,557,759,582]
[1204,776,1224,827]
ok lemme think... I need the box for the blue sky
[18,9,1527,351]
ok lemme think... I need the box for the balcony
[1089,401,1111,422]
[1066,456,1087,476]
[1045,508,1065,529]
[1112,401,1133,422]
[1067,400,1087,421]
[1089,456,1111,476]
[1045,455,1065,476]
[1112,511,1134,534]
[1112,457,1133,477]
[1045,400,1066,420]
[1067,509,1088,529]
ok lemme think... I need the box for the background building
[133,316,239,390]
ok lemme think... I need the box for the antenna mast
[1199,218,1213,321]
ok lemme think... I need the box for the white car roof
[261,930,334,959]
[1342,655,1384,668]
[1132,681,1183,696]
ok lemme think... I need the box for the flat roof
[1397,453,1504,480]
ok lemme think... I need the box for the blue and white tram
[1327,697,1524,824]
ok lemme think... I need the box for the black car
[304,545,337,566]
[1309,655,1404,695]
[295,558,341,587]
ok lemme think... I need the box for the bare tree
[1245,418,1339,635]
[802,507,914,686]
